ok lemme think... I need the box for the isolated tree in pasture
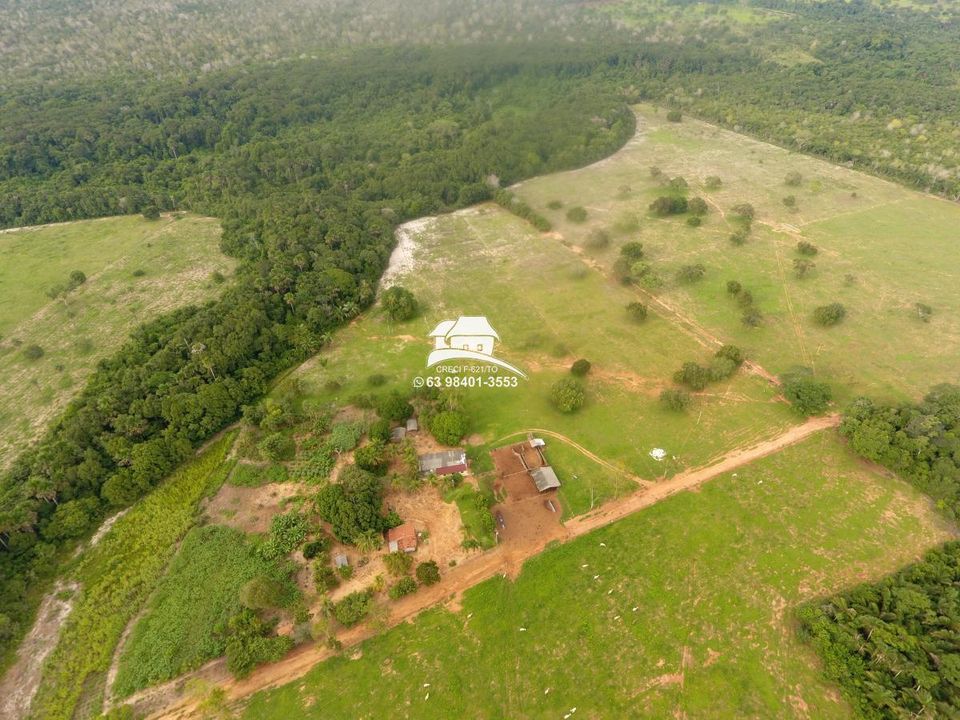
[704,176,722,190]
[381,286,418,321]
[785,171,803,187]
[796,240,818,256]
[730,203,755,221]
[626,302,648,323]
[687,197,708,216]
[570,359,592,377]
[660,388,691,411]
[676,263,706,284]
[793,258,815,279]
[666,110,683,122]
[742,308,763,327]
[726,280,742,295]
[782,376,832,415]
[729,229,748,246]
[21,344,45,361]
[649,166,663,180]
[915,302,933,322]
[585,228,610,250]
[566,206,588,223]
[813,303,847,326]
[783,195,797,208]
[550,378,585,413]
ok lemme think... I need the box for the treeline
[799,385,960,718]
[0,44,635,661]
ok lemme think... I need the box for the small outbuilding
[334,553,349,568]
[530,466,561,492]
[390,426,407,443]
[387,523,418,553]
[406,417,419,433]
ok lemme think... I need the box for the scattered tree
[676,263,706,283]
[566,206,587,223]
[626,302,648,323]
[331,589,373,627]
[782,374,832,415]
[673,362,710,391]
[793,258,815,279]
[796,240,818,256]
[549,378,585,413]
[383,551,413,577]
[570,359,592,377]
[388,577,418,600]
[915,302,933,322]
[785,171,803,187]
[381,286,418,321]
[620,241,644,261]
[666,110,683,122]
[704,176,722,190]
[649,196,687,216]
[660,388,691,411]
[427,409,468,445]
[813,303,847,326]
[726,280,742,295]
[687,197,708,216]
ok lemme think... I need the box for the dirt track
[139,414,838,720]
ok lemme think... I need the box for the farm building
[419,449,467,475]
[334,553,349,568]
[386,523,418,553]
[530,466,561,492]
[390,426,407,443]
[406,417,419,433]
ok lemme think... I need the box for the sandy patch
[202,482,304,535]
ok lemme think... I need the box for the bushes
[676,263,706,284]
[427,409,469,446]
[332,590,374,627]
[625,302,648,323]
[388,577,418,600]
[566,206,588,223]
[782,375,832,415]
[730,203,755,221]
[673,362,710,391]
[258,432,295,462]
[21,344,45,361]
[570,359,592,377]
[315,466,386,544]
[666,110,683,122]
[813,303,846,326]
[314,564,340,593]
[549,378,585,413]
[687,197,708,216]
[381,287,416,322]
[584,228,610,250]
[649,195,688,216]
[415,560,441,586]
[493,189,551,231]
[620,241,644,261]
[224,609,293,679]
[796,240,818,256]
[660,388,691,412]
[704,176,722,190]
[383,551,413,577]
[376,391,413,422]
[302,535,332,560]
[354,440,388,475]
[784,171,803,187]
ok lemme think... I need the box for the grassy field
[240,433,953,720]
[0,213,234,467]
[113,524,296,698]
[282,205,796,487]
[510,105,960,404]
[29,434,236,720]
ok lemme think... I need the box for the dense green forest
[799,385,960,718]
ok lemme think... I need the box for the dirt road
[137,414,838,720]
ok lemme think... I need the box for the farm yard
[0,213,234,467]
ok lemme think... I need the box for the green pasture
[241,433,954,720]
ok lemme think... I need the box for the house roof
[419,449,467,474]
[406,417,419,432]
[530,466,561,492]
[390,426,407,442]
[386,523,418,552]
[428,319,457,337]
[447,316,499,340]
[334,553,349,567]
